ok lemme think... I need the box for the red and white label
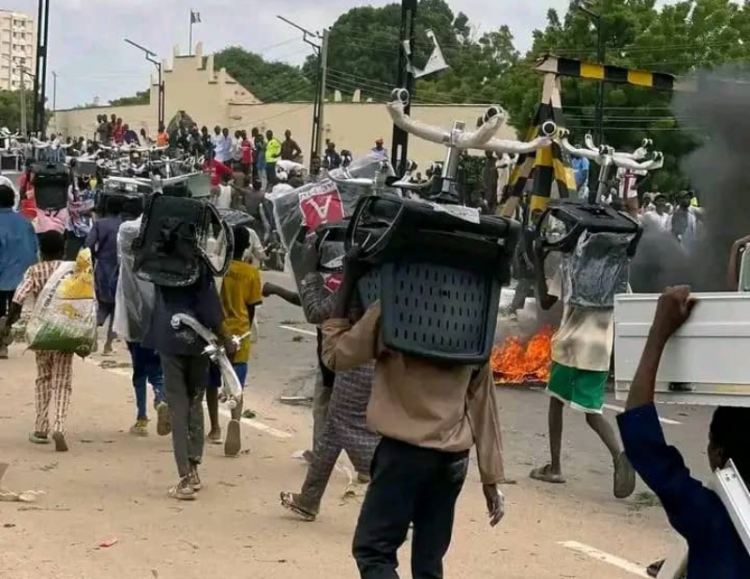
[299,182,344,231]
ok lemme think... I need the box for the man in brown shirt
[321,255,505,579]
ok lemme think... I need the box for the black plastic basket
[349,195,519,365]
[32,162,69,210]
[133,195,233,287]
[535,199,642,258]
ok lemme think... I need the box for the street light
[124,38,165,129]
[571,0,605,147]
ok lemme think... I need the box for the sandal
[29,432,50,445]
[280,491,317,522]
[530,464,566,484]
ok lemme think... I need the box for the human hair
[232,225,250,259]
[710,406,750,482]
[38,231,65,260]
[0,184,14,208]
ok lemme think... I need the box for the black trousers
[64,231,85,262]
[0,290,14,318]
[160,353,209,478]
[353,437,469,579]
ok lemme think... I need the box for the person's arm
[244,268,263,328]
[626,286,695,411]
[618,287,711,540]
[300,272,336,325]
[85,221,99,250]
[321,302,381,372]
[534,256,558,311]
[262,282,301,306]
[467,363,505,484]
[727,236,750,291]
[293,140,302,158]
[2,268,37,332]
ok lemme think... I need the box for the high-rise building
[0,10,36,92]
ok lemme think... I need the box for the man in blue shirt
[618,286,750,578]
[0,184,37,359]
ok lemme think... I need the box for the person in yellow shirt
[206,226,263,456]
[264,130,282,190]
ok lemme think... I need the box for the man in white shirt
[211,173,233,210]
[641,193,670,231]
[211,126,233,165]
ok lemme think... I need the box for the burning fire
[491,326,554,385]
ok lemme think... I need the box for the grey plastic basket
[360,261,501,364]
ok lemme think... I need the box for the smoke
[671,66,750,290]
[630,223,692,292]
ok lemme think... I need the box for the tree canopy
[0,89,35,131]
[111,0,750,190]
[109,89,150,107]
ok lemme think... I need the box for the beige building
[0,10,36,91]
[54,43,518,169]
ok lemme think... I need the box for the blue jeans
[127,342,166,420]
[208,362,248,389]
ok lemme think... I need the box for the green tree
[500,0,750,190]
[213,46,314,102]
[109,89,150,107]
[0,89,34,132]
[315,0,493,103]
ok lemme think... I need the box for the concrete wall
[52,43,519,169]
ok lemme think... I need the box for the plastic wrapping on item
[113,217,154,343]
[562,231,633,309]
[271,153,396,320]
[26,251,97,355]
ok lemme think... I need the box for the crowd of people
[0,117,749,578]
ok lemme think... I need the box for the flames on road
[491,326,554,385]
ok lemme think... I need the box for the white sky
[5,0,680,108]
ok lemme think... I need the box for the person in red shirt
[113,118,125,145]
[240,130,254,176]
[202,149,233,187]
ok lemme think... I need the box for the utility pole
[277,15,328,173]
[572,0,604,146]
[19,72,26,136]
[51,70,57,133]
[318,29,329,168]
[391,0,418,176]
[33,0,51,136]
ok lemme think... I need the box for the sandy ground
[0,273,709,579]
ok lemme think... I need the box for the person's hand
[483,484,505,527]
[222,336,237,358]
[651,286,696,342]
[262,282,275,298]
[733,235,750,250]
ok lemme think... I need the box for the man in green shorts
[530,266,636,499]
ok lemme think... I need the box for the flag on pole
[190,10,201,24]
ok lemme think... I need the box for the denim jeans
[126,342,165,420]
